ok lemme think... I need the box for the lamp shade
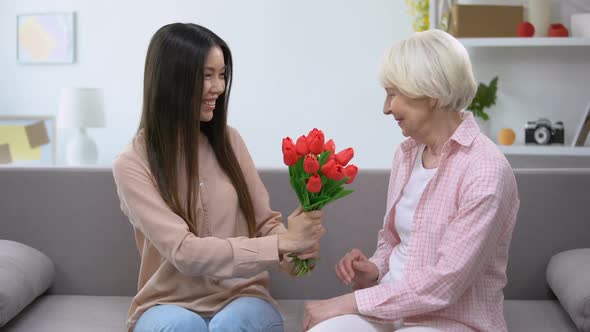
[57,88,105,128]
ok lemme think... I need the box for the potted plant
[467,76,498,136]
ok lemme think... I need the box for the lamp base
[66,128,98,166]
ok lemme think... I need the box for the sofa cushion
[3,296,300,332]
[0,240,55,327]
[504,300,578,332]
[547,248,590,332]
[2,296,580,332]
[2,295,132,332]
[280,300,580,332]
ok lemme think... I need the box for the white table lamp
[58,88,105,165]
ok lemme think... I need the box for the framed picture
[0,116,56,166]
[572,102,590,147]
[17,12,76,64]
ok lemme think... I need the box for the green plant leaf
[467,76,498,120]
[331,189,354,201]
[306,196,332,211]
[289,176,305,206]
[318,151,331,165]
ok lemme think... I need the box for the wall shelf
[459,37,590,47]
[500,145,590,156]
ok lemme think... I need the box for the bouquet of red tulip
[281,128,358,276]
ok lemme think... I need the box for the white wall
[0,0,412,169]
[2,1,588,169]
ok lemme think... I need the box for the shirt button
[199,182,205,187]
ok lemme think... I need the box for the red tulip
[283,149,298,166]
[307,128,325,154]
[321,159,345,181]
[321,159,336,176]
[332,165,346,181]
[335,148,354,166]
[323,139,336,154]
[344,164,358,184]
[282,137,295,155]
[295,135,309,155]
[303,154,320,174]
[306,174,322,193]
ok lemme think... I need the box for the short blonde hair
[379,29,477,111]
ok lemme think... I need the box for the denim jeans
[133,296,284,332]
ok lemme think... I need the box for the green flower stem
[288,254,317,277]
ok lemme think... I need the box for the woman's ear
[429,98,438,110]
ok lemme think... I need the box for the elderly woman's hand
[335,248,379,290]
[303,293,358,331]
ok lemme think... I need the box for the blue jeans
[133,297,284,332]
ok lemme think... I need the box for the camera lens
[534,127,551,144]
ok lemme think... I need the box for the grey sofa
[1,167,589,332]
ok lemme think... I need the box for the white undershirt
[381,145,437,284]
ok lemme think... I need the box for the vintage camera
[524,118,564,145]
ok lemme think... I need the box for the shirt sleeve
[369,228,396,282]
[112,150,280,280]
[369,147,403,280]
[355,159,519,320]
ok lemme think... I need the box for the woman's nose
[212,78,225,94]
[383,100,392,115]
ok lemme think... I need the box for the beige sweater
[112,127,287,331]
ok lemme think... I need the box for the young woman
[113,23,325,332]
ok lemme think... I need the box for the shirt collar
[400,111,480,153]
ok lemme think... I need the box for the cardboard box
[451,4,524,38]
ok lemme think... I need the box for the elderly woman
[303,30,519,332]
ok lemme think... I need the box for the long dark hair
[139,23,256,237]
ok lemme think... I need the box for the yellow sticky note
[0,125,42,160]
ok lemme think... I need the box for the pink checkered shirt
[355,113,519,332]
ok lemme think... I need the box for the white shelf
[500,145,590,156]
[459,37,590,47]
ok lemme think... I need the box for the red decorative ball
[517,21,535,37]
[548,23,569,37]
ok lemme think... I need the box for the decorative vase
[528,0,551,37]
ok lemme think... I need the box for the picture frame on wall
[572,102,590,147]
[0,116,56,166]
[17,12,76,64]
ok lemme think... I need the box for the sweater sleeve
[112,149,280,279]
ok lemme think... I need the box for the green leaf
[318,151,331,165]
[306,196,332,211]
[295,158,305,178]
[325,179,348,197]
[298,178,310,207]
[331,189,354,201]
[467,76,498,120]
[312,195,331,203]
[289,177,304,205]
